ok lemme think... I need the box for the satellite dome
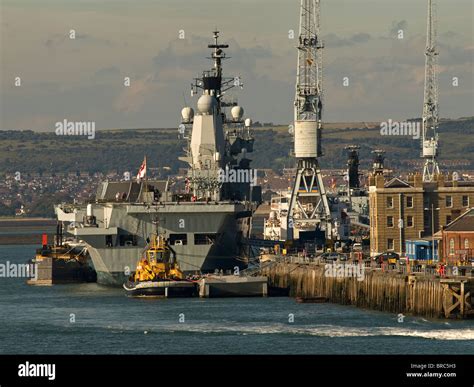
[231,106,244,121]
[244,118,252,128]
[181,107,194,123]
[197,95,216,114]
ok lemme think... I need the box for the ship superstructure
[179,31,257,203]
[264,192,291,241]
[55,32,261,286]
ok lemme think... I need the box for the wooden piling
[262,263,474,319]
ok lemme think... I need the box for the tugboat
[27,227,96,286]
[123,234,198,297]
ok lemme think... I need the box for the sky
[0,0,473,131]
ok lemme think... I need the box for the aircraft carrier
[55,31,261,286]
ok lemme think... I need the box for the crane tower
[287,0,332,240]
[421,0,440,182]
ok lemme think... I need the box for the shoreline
[0,236,50,245]
[0,218,56,245]
[0,217,55,222]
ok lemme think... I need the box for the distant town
[2,164,474,219]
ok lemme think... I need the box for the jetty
[199,275,268,298]
[260,258,474,319]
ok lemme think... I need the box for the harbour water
[0,245,473,355]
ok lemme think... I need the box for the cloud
[1,1,472,130]
[151,35,273,83]
[389,20,408,37]
[114,75,158,114]
[438,43,473,66]
[151,36,208,82]
[441,31,459,39]
[93,66,121,81]
[323,33,371,47]
[44,33,113,50]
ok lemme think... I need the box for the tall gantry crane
[421,0,440,182]
[287,0,332,240]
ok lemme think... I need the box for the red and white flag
[137,156,147,181]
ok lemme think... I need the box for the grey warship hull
[57,201,252,286]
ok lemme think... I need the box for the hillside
[0,117,472,177]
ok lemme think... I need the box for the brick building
[441,208,474,264]
[369,173,474,257]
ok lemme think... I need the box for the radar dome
[244,118,252,128]
[197,95,216,114]
[231,106,244,121]
[181,107,194,123]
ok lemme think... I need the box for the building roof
[384,177,413,189]
[444,208,474,232]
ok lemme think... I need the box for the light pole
[424,204,440,261]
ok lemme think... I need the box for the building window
[387,216,394,227]
[406,196,413,208]
[464,238,470,250]
[449,238,455,255]
[462,195,469,207]
[446,215,452,225]
[387,197,393,208]
[407,216,413,227]
[169,233,187,245]
[446,196,452,208]
[387,238,394,250]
